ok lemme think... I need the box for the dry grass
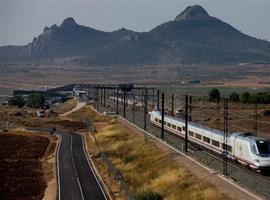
[67,105,111,122]
[52,98,77,115]
[84,107,226,200]
[0,104,89,132]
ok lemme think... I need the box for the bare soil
[0,131,54,200]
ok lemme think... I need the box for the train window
[177,127,182,132]
[159,120,162,123]
[172,124,176,129]
[188,131,194,137]
[195,133,201,140]
[212,140,220,147]
[203,136,210,143]
[227,145,232,152]
[155,118,158,122]
[222,144,232,152]
[167,123,171,127]
[256,140,270,155]
[183,126,185,131]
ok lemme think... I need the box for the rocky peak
[175,5,210,21]
[60,17,77,28]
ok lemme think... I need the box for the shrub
[9,96,25,107]
[240,92,270,104]
[241,92,250,103]
[27,93,45,108]
[136,191,163,200]
[209,88,220,102]
[229,92,240,102]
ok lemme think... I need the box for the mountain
[1,5,270,65]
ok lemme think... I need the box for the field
[157,85,270,96]
[0,63,270,94]
[191,101,270,138]
[0,130,57,200]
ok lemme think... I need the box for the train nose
[257,158,270,168]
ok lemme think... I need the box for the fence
[88,121,135,200]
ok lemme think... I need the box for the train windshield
[256,140,270,155]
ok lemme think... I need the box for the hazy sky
[1,0,270,46]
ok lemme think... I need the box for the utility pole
[100,87,103,105]
[93,87,96,109]
[132,93,135,123]
[254,103,258,136]
[114,88,116,102]
[223,98,228,175]
[161,92,165,139]
[96,87,99,111]
[144,88,148,130]
[185,95,189,153]
[144,88,148,142]
[152,88,155,107]
[116,88,119,114]
[171,93,174,116]
[157,90,160,110]
[123,89,126,118]
[103,87,106,107]
[189,96,192,121]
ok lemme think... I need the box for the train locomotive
[149,110,270,172]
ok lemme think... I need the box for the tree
[27,93,45,108]
[229,92,240,102]
[137,191,163,200]
[241,92,250,103]
[209,88,220,102]
[9,96,25,107]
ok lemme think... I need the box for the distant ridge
[1,5,270,65]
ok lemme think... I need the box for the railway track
[96,100,270,198]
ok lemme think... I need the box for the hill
[1,5,270,65]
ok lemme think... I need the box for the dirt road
[60,101,86,117]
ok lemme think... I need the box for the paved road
[56,131,107,200]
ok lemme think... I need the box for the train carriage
[149,110,270,172]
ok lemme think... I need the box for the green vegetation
[205,88,270,104]
[209,88,220,102]
[27,93,45,108]
[241,92,250,103]
[9,96,25,107]
[229,92,240,102]
[227,91,270,104]
[137,191,163,200]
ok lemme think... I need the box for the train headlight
[254,159,260,163]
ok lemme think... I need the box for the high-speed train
[149,110,270,172]
[109,96,143,106]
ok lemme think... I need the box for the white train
[149,110,270,172]
[109,96,143,106]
